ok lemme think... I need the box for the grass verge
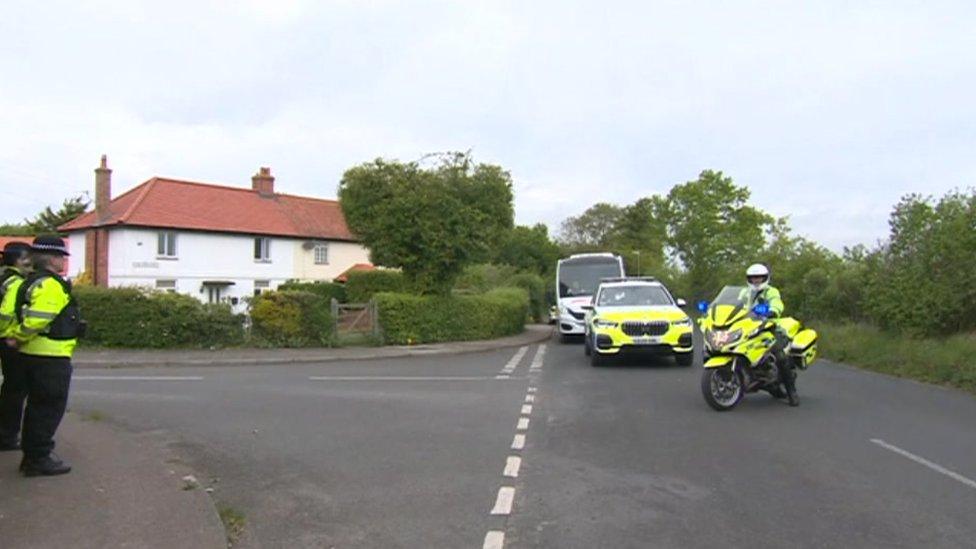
[815,322,976,394]
[217,505,247,547]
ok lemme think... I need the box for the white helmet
[746,263,770,292]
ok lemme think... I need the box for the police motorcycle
[697,286,818,411]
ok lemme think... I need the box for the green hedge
[376,287,528,344]
[250,290,334,347]
[345,270,408,302]
[278,280,347,303]
[509,273,547,323]
[74,286,244,348]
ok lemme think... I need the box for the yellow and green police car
[583,277,694,366]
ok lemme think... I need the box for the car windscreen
[597,286,672,307]
[558,259,622,297]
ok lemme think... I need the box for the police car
[582,277,694,366]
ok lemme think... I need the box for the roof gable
[60,178,356,241]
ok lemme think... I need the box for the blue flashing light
[752,302,771,317]
[696,300,709,313]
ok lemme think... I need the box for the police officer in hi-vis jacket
[8,235,83,476]
[0,241,33,450]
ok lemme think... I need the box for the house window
[254,237,270,262]
[254,280,270,297]
[157,232,177,258]
[313,243,329,265]
[155,279,177,293]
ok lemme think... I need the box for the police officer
[741,263,798,407]
[9,235,81,476]
[0,242,33,450]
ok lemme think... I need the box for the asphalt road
[68,336,976,548]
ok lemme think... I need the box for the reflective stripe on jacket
[0,268,25,338]
[14,276,77,358]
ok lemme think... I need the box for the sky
[1,0,973,251]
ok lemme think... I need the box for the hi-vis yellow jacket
[0,267,26,338]
[13,273,78,358]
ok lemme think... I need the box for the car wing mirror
[676,298,687,307]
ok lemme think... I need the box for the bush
[250,290,334,347]
[376,287,528,344]
[74,286,244,348]
[455,264,519,293]
[345,270,408,302]
[278,280,347,303]
[509,273,547,323]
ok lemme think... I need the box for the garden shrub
[345,270,408,302]
[376,287,528,344]
[278,280,347,303]
[250,290,334,347]
[74,286,243,348]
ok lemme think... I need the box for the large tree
[662,170,774,299]
[610,196,669,276]
[557,202,623,250]
[338,153,514,294]
[493,223,562,276]
[27,194,89,233]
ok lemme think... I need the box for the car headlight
[593,318,618,329]
[707,328,742,348]
[672,318,692,327]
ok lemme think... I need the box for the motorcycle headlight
[593,318,618,329]
[707,328,743,348]
[672,318,692,328]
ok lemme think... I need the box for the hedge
[74,286,244,348]
[250,290,334,347]
[375,287,528,344]
[345,270,408,303]
[278,280,347,303]
[508,273,547,323]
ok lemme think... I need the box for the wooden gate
[331,299,380,341]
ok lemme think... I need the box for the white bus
[555,253,625,341]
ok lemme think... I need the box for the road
[68,336,976,548]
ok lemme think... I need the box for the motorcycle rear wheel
[701,367,743,411]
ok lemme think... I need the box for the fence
[331,298,380,341]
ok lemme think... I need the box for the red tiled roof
[59,178,357,241]
[334,263,376,283]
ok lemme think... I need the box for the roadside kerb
[73,325,554,369]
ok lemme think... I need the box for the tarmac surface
[54,332,976,548]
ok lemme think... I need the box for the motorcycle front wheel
[701,366,743,411]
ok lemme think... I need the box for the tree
[609,196,669,276]
[26,194,90,234]
[338,153,514,294]
[493,223,562,276]
[662,170,774,299]
[557,203,623,250]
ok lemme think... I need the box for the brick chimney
[95,154,112,221]
[252,167,275,196]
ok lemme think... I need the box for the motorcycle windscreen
[703,355,735,369]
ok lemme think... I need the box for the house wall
[67,232,87,279]
[292,240,371,281]
[66,227,369,313]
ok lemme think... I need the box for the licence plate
[632,336,662,345]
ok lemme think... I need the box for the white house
[60,157,371,312]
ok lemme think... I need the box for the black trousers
[0,345,28,445]
[20,355,72,459]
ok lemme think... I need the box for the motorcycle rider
[741,263,799,407]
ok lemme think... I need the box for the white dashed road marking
[521,404,533,415]
[527,387,537,393]
[871,439,976,490]
[525,394,535,403]
[501,346,529,374]
[529,344,547,371]
[491,487,516,515]
[483,531,505,549]
[504,456,521,478]
[74,376,204,381]
[512,434,526,450]
[516,418,529,431]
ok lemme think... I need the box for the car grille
[621,321,669,337]
[568,310,586,321]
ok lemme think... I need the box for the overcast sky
[1,1,973,250]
